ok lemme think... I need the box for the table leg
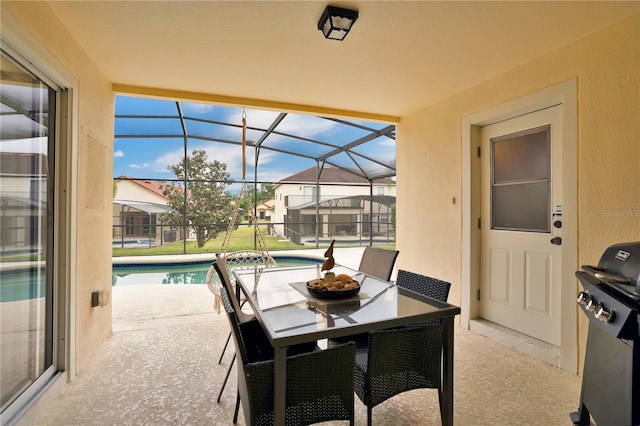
[441,316,454,426]
[273,346,287,426]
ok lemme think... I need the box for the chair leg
[218,298,248,365]
[218,332,232,364]
[367,406,372,426]
[233,390,241,424]
[438,385,444,421]
[216,353,236,403]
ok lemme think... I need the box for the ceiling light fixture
[317,5,359,41]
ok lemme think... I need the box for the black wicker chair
[213,256,316,404]
[213,256,258,403]
[207,251,278,366]
[328,247,400,348]
[218,276,356,426]
[353,270,451,426]
[357,247,399,281]
[395,269,450,327]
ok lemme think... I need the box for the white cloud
[277,114,336,136]
[150,143,248,178]
[114,150,124,158]
[181,103,215,114]
[228,109,281,130]
[378,138,395,147]
[202,143,249,178]
[129,162,149,169]
[225,110,338,145]
[257,167,297,183]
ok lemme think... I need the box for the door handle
[550,237,562,245]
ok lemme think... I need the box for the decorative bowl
[306,280,360,299]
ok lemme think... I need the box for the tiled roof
[263,199,275,208]
[115,176,170,200]
[257,199,275,211]
[279,166,389,184]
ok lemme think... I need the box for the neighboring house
[112,176,181,245]
[256,198,275,221]
[273,166,396,244]
[0,152,47,255]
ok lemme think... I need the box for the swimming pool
[112,256,322,286]
[0,267,46,302]
[0,256,323,301]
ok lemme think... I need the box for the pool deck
[110,247,369,332]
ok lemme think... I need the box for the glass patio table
[233,264,461,426]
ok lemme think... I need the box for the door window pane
[0,51,54,412]
[493,128,549,182]
[491,126,550,232]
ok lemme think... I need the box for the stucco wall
[397,14,639,368]
[115,181,168,204]
[3,2,115,373]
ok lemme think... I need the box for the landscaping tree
[257,183,275,203]
[161,149,235,248]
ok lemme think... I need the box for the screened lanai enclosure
[113,96,396,252]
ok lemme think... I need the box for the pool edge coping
[112,251,325,267]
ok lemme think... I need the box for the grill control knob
[595,306,614,323]
[586,298,601,312]
[577,291,591,305]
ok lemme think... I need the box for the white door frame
[461,79,578,373]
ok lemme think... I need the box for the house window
[123,213,155,237]
[141,215,151,236]
[377,186,385,195]
[125,214,136,235]
[303,186,320,203]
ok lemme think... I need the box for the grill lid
[583,242,640,298]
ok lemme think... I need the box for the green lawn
[112,225,395,257]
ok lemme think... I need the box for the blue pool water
[1,257,322,301]
[0,267,46,302]
[111,256,321,286]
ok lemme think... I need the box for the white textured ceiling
[48,1,639,118]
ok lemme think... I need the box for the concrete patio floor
[34,248,584,425]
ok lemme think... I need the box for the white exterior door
[480,106,563,346]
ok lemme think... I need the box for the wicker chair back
[396,269,451,302]
[213,256,253,323]
[357,247,399,281]
[220,283,356,426]
[354,270,451,426]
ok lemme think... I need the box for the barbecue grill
[570,241,640,426]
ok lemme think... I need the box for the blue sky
[113,96,396,187]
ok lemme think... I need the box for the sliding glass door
[0,49,56,417]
